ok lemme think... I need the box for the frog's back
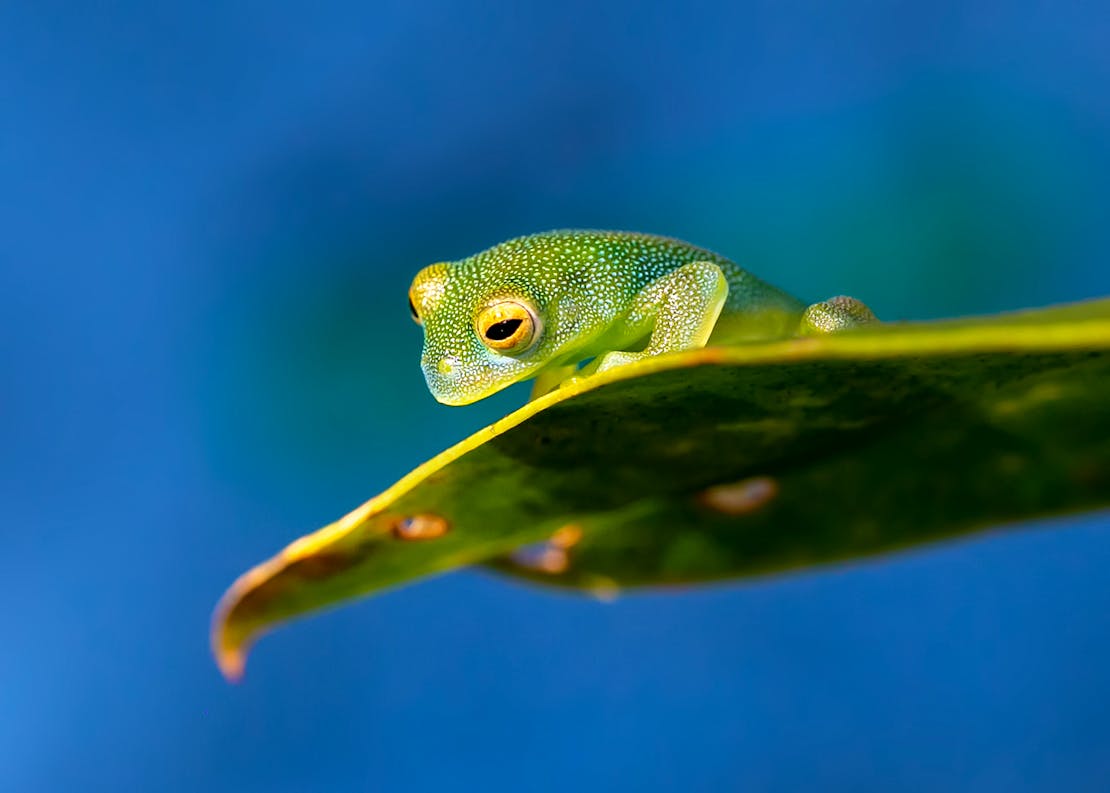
[465,229,802,321]
[472,229,733,281]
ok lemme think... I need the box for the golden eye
[475,300,539,352]
[408,289,421,325]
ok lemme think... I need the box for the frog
[408,230,877,405]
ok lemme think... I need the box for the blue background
[3,2,1109,790]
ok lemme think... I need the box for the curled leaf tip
[209,503,401,680]
[215,644,247,684]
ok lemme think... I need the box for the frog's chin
[431,390,480,407]
[428,379,510,406]
[423,359,536,406]
[432,381,517,406]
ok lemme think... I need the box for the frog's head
[408,261,551,405]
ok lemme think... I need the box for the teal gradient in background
[2,2,1108,791]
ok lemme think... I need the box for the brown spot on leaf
[231,577,291,619]
[588,576,621,602]
[289,552,356,579]
[508,524,583,574]
[527,546,570,574]
[698,476,779,515]
[510,544,566,574]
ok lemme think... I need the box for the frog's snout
[421,353,471,405]
[420,345,528,406]
[435,355,460,378]
[420,352,459,383]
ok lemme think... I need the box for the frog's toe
[798,296,878,335]
[591,350,644,374]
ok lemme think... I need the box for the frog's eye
[475,300,539,353]
[408,291,422,325]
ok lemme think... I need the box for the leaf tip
[210,586,251,683]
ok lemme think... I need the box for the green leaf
[212,298,1110,680]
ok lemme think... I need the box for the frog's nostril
[436,355,460,377]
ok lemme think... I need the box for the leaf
[212,299,1110,680]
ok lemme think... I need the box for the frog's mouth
[427,382,479,407]
[420,355,507,406]
[424,377,504,407]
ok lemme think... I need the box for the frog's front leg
[530,362,579,400]
[586,261,729,376]
[797,295,878,335]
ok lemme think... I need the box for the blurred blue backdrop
[2,2,1109,791]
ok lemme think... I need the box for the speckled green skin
[409,230,872,405]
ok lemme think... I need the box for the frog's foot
[533,260,729,395]
[797,296,878,336]
[580,261,729,378]
[530,361,620,400]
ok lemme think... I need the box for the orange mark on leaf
[392,513,450,540]
[550,524,583,549]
